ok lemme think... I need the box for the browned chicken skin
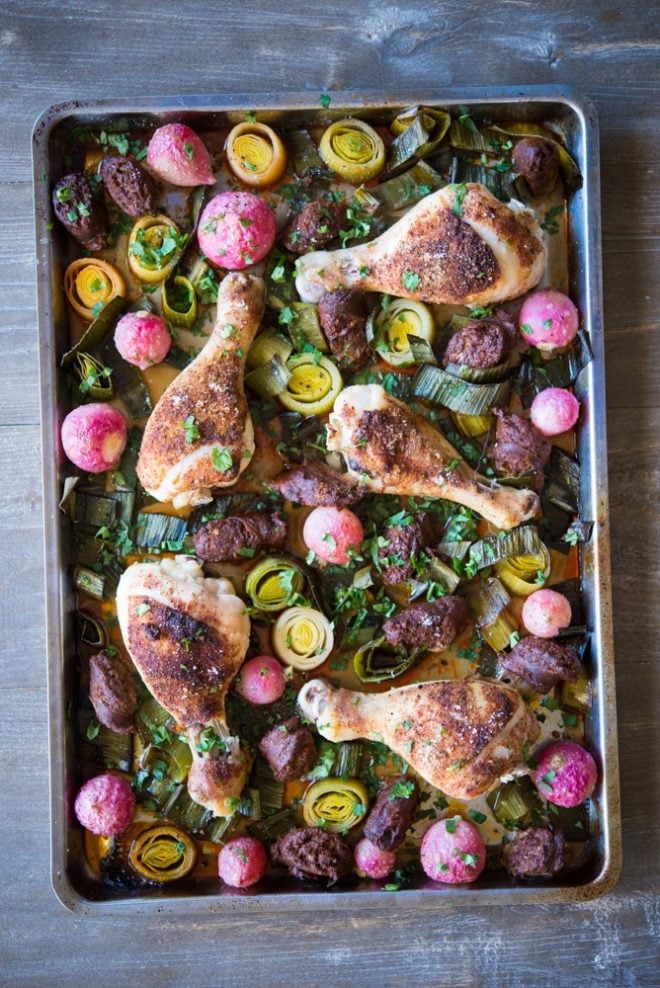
[116,556,251,816]
[298,677,540,800]
[327,384,539,530]
[137,273,265,507]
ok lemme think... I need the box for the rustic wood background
[0,1,658,985]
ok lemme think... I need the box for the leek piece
[489,122,582,191]
[371,160,445,212]
[519,330,594,404]
[74,565,106,600]
[162,275,197,328]
[352,185,381,214]
[387,106,451,173]
[239,788,263,820]
[427,555,462,594]
[128,824,197,883]
[471,577,519,652]
[560,669,591,712]
[452,412,494,437]
[437,539,472,561]
[74,352,114,400]
[319,118,386,183]
[283,302,329,354]
[245,556,306,613]
[449,119,504,154]
[449,156,511,201]
[288,129,331,180]
[482,609,518,652]
[136,694,175,748]
[545,448,580,514]
[76,609,108,648]
[413,364,511,414]
[353,635,418,683]
[278,353,343,417]
[444,358,513,384]
[272,606,334,670]
[128,214,185,284]
[72,490,118,530]
[468,525,544,573]
[246,329,293,371]
[80,712,133,772]
[495,542,552,597]
[303,777,369,833]
[188,256,219,304]
[369,298,436,368]
[249,807,295,840]
[335,742,362,779]
[97,334,153,418]
[63,257,127,322]
[162,786,212,834]
[244,353,291,399]
[408,334,438,366]
[251,758,285,813]
[140,740,193,784]
[134,512,188,551]
[226,121,287,188]
[486,777,539,826]
[205,816,235,843]
[61,295,129,366]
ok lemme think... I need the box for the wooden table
[1,2,658,985]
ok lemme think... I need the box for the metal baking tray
[33,86,620,913]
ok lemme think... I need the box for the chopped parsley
[211,447,233,473]
[319,93,331,109]
[181,415,200,444]
[402,270,421,292]
[451,183,468,218]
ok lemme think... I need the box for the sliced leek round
[64,257,126,321]
[162,275,197,327]
[272,606,333,670]
[495,543,551,597]
[369,297,436,367]
[278,353,343,417]
[319,119,385,183]
[245,556,305,612]
[127,214,183,284]
[302,777,369,833]
[246,328,293,371]
[127,824,196,883]
[226,121,287,188]
[451,411,494,437]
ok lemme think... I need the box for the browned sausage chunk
[271,460,363,507]
[382,596,468,650]
[193,510,286,562]
[99,156,157,216]
[499,635,580,693]
[379,511,438,584]
[502,827,565,877]
[363,776,419,851]
[270,827,353,883]
[512,137,560,198]
[317,289,372,373]
[490,408,551,490]
[443,309,516,369]
[283,199,346,254]
[52,173,108,251]
[258,717,317,782]
[89,650,137,734]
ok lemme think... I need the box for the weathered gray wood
[0,1,658,986]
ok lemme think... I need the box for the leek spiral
[272,606,334,670]
[302,777,369,833]
[127,825,196,883]
[226,122,287,188]
[319,119,385,183]
[64,257,126,321]
[278,353,343,416]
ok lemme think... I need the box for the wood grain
[0,1,658,986]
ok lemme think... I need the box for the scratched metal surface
[0,1,658,986]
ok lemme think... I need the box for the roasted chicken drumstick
[137,272,265,508]
[116,556,251,817]
[327,384,539,530]
[298,677,539,800]
[295,183,546,306]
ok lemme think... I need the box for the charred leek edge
[278,353,343,417]
[449,156,512,201]
[127,214,182,284]
[426,555,462,594]
[370,160,444,212]
[288,129,332,180]
[248,807,295,840]
[545,447,580,514]
[136,695,175,749]
[76,609,108,648]
[449,119,506,154]
[272,606,334,670]
[226,121,287,188]
[245,556,305,612]
[368,298,436,367]
[519,330,594,404]
[162,786,212,834]
[63,258,126,322]
[335,742,362,778]
[206,815,235,844]
[494,543,552,597]
[413,364,511,415]
[244,353,292,398]
[444,358,513,385]
[353,635,418,683]
[303,777,369,833]
[252,758,285,812]
[246,328,293,371]
[319,118,386,183]
[74,352,114,400]
[471,577,519,652]
[560,669,591,712]
[127,824,197,883]
[486,777,539,826]
[74,565,106,600]
[239,788,263,820]
[140,740,192,785]
[387,106,451,172]
[451,412,494,437]
[134,512,188,550]
[162,275,197,328]
[408,335,438,366]
[436,539,472,561]
[468,525,544,573]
